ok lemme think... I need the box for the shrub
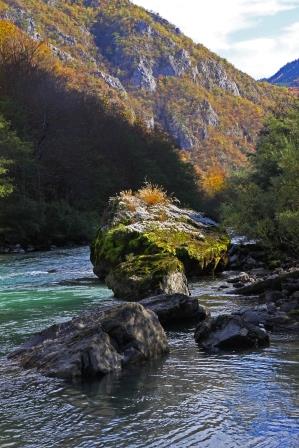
[137,182,169,206]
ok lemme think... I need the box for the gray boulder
[194,314,269,351]
[9,303,169,381]
[140,293,209,326]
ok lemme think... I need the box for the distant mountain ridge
[0,0,292,183]
[267,59,299,87]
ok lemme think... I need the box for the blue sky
[132,0,299,79]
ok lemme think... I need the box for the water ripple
[0,247,298,448]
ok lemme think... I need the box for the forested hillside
[268,59,299,88]
[0,0,293,191]
[0,0,294,247]
[0,21,200,247]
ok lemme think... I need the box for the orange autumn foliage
[201,166,227,196]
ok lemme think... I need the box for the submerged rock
[9,303,169,381]
[194,314,270,352]
[140,293,209,326]
[91,188,230,299]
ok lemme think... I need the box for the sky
[131,0,299,79]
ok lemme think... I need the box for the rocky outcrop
[154,50,193,78]
[94,71,127,93]
[160,114,195,150]
[140,293,209,326]
[91,188,230,299]
[197,59,240,96]
[134,20,154,37]
[1,7,40,40]
[131,59,157,92]
[9,303,169,381]
[157,99,219,150]
[194,315,270,352]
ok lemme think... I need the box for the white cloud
[224,21,299,78]
[131,0,299,78]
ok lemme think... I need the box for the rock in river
[140,293,209,326]
[9,303,169,381]
[194,314,270,352]
[91,187,230,299]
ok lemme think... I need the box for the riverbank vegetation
[222,101,299,257]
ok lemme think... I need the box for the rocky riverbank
[0,242,88,255]
[9,261,299,381]
[6,189,298,381]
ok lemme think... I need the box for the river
[0,247,298,447]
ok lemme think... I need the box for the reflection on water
[0,247,298,448]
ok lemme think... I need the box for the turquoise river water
[0,247,298,448]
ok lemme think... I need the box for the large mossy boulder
[91,186,230,299]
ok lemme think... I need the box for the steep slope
[0,0,292,191]
[268,59,299,87]
[0,20,201,247]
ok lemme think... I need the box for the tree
[221,101,299,256]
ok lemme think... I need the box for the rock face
[140,293,209,326]
[94,71,127,93]
[197,60,240,96]
[91,188,230,299]
[131,59,157,92]
[194,315,270,351]
[159,114,195,150]
[154,49,193,78]
[9,303,169,381]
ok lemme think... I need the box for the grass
[137,182,169,206]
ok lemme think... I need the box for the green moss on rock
[91,224,229,279]
[91,191,230,298]
[106,254,189,300]
[143,227,230,275]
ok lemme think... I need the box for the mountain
[0,19,201,247]
[0,0,292,190]
[267,59,299,87]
